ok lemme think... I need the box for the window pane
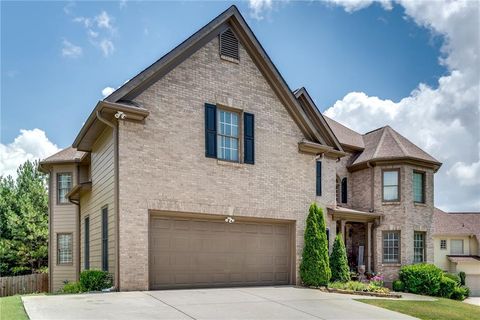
[217,109,239,161]
[383,171,398,186]
[414,232,424,263]
[451,240,464,254]
[58,173,72,204]
[383,231,400,263]
[384,186,398,201]
[413,172,424,202]
[58,234,72,264]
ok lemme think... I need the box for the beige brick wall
[117,35,337,290]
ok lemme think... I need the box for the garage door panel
[466,274,480,296]
[150,215,292,289]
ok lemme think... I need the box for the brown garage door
[149,214,292,289]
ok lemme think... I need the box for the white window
[440,239,447,250]
[450,239,464,254]
[383,231,400,263]
[383,170,399,201]
[414,232,425,263]
[57,173,72,204]
[217,109,239,161]
[57,233,73,265]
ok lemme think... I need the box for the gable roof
[102,5,330,146]
[350,125,442,170]
[323,116,364,150]
[433,208,480,242]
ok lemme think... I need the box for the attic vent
[220,28,239,61]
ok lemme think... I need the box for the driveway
[22,286,417,320]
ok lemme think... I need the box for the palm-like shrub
[329,233,350,282]
[300,203,331,286]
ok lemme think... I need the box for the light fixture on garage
[225,216,235,224]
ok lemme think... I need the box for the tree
[0,161,48,276]
[329,233,350,282]
[300,203,331,286]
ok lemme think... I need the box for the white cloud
[0,129,60,179]
[102,86,115,97]
[327,0,393,12]
[61,39,83,58]
[95,11,114,31]
[248,0,273,20]
[323,0,480,211]
[99,39,115,57]
[72,11,117,57]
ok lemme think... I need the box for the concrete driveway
[22,286,417,320]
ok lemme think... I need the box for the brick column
[367,222,373,273]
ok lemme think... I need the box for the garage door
[466,275,480,297]
[149,214,292,289]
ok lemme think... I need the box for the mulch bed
[316,287,402,298]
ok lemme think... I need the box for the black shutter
[316,161,322,196]
[341,178,348,204]
[102,207,108,272]
[244,113,255,164]
[84,217,90,270]
[205,103,217,158]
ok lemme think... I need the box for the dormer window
[220,28,239,61]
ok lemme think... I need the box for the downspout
[47,168,53,293]
[96,110,120,291]
[76,164,81,281]
[367,161,374,212]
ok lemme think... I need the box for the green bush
[79,270,112,292]
[459,271,466,286]
[392,279,405,292]
[300,203,331,286]
[329,233,350,283]
[62,281,84,294]
[329,281,389,294]
[443,273,461,284]
[461,285,470,298]
[399,263,443,295]
[450,286,468,301]
[438,276,457,298]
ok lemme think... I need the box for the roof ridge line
[372,127,387,159]
[388,126,409,156]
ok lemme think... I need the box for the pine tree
[300,203,331,286]
[330,233,350,282]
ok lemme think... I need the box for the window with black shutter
[84,217,90,270]
[341,177,348,204]
[316,161,322,196]
[244,113,254,164]
[102,207,108,272]
[205,104,217,158]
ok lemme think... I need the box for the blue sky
[1,1,478,211]
[2,1,444,147]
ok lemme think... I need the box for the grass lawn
[357,298,480,320]
[0,295,29,320]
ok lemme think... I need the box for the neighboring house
[39,6,442,292]
[433,208,480,296]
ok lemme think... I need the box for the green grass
[357,298,480,320]
[0,295,29,320]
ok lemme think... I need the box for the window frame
[216,107,241,163]
[57,233,73,266]
[440,239,447,250]
[382,168,401,202]
[413,170,426,204]
[84,216,90,270]
[382,230,401,264]
[450,239,464,255]
[57,172,73,205]
[101,206,109,272]
[413,231,426,263]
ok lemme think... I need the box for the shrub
[79,270,112,292]
[438,276,457,298]
[461,285,470,298]
[329,281,389,294]
[450,286,468,301]
[300,203,331,286]
[443,273,460,285]
[329,233,349,283]
[370,275,384,288]
[399,263,443,296]
[392,279,405,292]
[459,271,466,286]
[62,281,84,294]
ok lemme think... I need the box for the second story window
[440,239,447,250]
[450,239,464,254]
[413,171,425,203]
[217,109,239,161]
[383,169,399,202]
[57,173,72,204]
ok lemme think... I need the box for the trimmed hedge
[79,270,112,292]
[444,273,461,285]
[392,279,405,292]
[399,263,443,295]
[329,233,350,283]
[300,203,331,286]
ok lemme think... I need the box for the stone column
[367,222,373,273]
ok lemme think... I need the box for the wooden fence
[0,273,48,297]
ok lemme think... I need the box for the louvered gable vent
[220,28,239,60]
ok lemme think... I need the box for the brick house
[39,6,442,292]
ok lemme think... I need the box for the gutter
[96,110,120,291]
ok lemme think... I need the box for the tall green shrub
[329,233,350,282]
[399,264,443,295]
[300,203,331,286]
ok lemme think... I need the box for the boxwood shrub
[399,263,443,296]
[392,279,405,292]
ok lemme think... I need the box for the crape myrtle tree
[0,160,48,276]
[329,233,350,282]
[300,203,331,286]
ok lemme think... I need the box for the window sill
[414,202,427,207]
[217,159,243,168]
[382,201,400,206]
[381,263,401,267]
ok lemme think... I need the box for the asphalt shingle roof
[40,147,86,164]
